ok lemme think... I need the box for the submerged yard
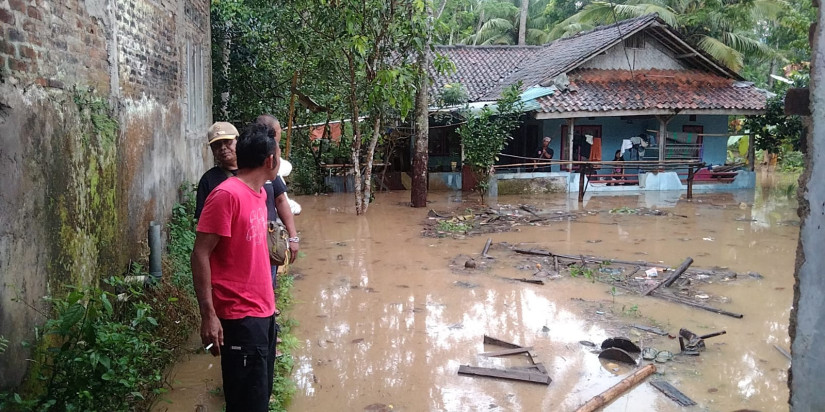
[157,172,799,411]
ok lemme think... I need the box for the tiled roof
[429,46,540,102]
[482,14,659,100]
[535,69,767,113]
[430,14,659,102]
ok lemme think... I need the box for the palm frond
[751,0,785,19]
[547,21,597,40]
[525,28,552,44]
[723,31,775,58]
[698,35,743,71]
[479,17,515,33]
[481,1,520,21]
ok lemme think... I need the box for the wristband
[288,237,300,243]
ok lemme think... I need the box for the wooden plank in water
[650,380,696,406]
[479,346,534,357]
[632,324,668,336]
[458,365,551,385]
[483,335,522,349]
[508,362,547,374]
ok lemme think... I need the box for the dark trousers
[219,315,277,412]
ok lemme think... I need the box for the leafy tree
[743,71,807,155]
[458,83,524,203]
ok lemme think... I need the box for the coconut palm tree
[460,0,554,45]
[548,0,784,71]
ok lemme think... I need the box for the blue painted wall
[524,114,731,172]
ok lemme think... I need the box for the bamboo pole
[574,364,657,412]
[642,257,693,296]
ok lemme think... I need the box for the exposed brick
[26,6,41,21]
[8,28,25,42]
[22,19,36,34]
[0,8,15,25]
[48,78,64,89]
[8,0,25,13]
[19,45,35,60]
[9,58,28,72]
[0,39,14,55]
[35,76,47,86]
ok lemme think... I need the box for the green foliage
[744,73,807,155]
[0,335,8,355]
[1,189,201,411]
[437,219,472,233]
[438,83,469,106]
[623,303,640,317]
[457,83,524,203]
[570,264,595,281]
[609,206,637,214]
[270,274,298,411]
[1,278,171,411]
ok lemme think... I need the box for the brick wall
[0,0,212,389]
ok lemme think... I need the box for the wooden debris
[650,380,697,406]
[483,335,522,349]
[574,364,656,412]
[642,257,693,296]
[509,362,548,374]
[632,324,668,336]
[601,337,641,353]
[458,365,552,385]
[479,347,534,357]
[481,238,493,258]
[598,347,637,365]
[514,248,651,266]
[506,277,544,285]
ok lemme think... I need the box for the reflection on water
[155,173,799,412]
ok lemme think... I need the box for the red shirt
[197,177,275,319]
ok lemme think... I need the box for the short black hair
[236,123,277,169]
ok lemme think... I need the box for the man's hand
[201,313,223,356]
[288,240,299,264]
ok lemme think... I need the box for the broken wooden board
[508,362,548,375]
[631,324,668,336]
[650,380,697,406]
[479,346,534,357]
[483,335,522,349]
[458,365,551,385]
[507,277,544,285]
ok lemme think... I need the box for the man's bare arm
[274,193,299,263]
[191,231,223,355]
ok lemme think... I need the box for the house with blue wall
[427,14,767,195]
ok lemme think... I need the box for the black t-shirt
[263,178,288,221]
[536,145,554,159]
[194,166,287,220]
[195,166,235,219]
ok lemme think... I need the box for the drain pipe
[148,221,162,281]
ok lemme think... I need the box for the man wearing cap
[195,122,241,220]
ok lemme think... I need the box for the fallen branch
[642,257,693,296]
[514,249,652,267]
[574,364,657,412]
[605,280,744,319]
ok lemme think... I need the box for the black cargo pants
[219,315,278,412]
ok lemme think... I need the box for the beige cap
[207,122,239,145]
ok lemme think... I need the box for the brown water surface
[156,172,799,412]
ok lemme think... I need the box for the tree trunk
[347,54,364,215]
[473,8,485,45]
[362,115,381,214]
[518,0,529,45]
[411,9,431,208]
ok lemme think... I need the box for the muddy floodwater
[155,172,800,412]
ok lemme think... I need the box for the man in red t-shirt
[191,123,280,412]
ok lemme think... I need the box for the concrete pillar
[790,7,825,410]
[748,134,755,171]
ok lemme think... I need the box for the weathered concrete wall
[580,34,689,71]
[0,0,211,388]
[789,5,825,409]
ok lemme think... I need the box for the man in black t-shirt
[195,122,240,219]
